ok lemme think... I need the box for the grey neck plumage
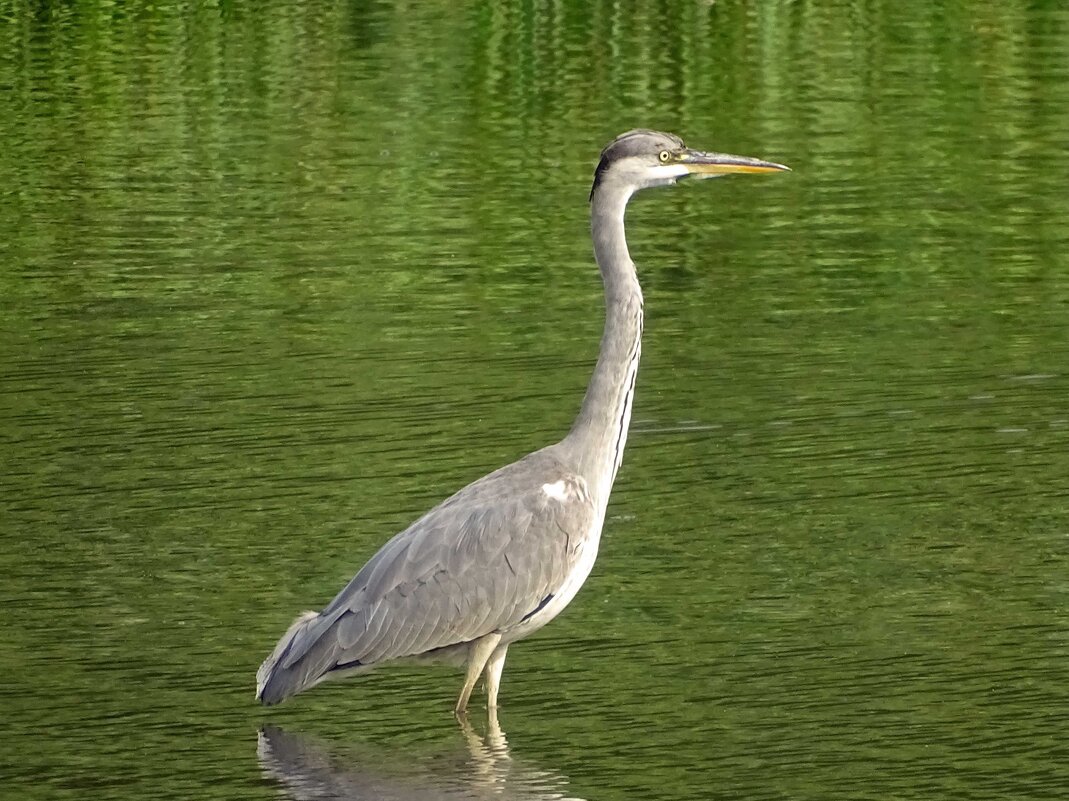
[563,179,644,504]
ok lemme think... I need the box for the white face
[612,155,692,193]
[643,162,693,185]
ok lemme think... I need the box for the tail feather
[256,611,320,705]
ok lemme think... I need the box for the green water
[1,2,1067,799]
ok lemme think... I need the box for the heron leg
[455,633,502,715]
[483,643,509,711]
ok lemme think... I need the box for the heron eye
[658,150,671,163]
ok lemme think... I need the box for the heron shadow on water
[255,130,789,718]
[257,711,587,801]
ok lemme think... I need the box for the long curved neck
[564,182,643,502]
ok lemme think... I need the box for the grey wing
[284,454,595,675]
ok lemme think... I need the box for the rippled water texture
[1,2,1067,800]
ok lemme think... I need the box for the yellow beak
[680,149,790,175]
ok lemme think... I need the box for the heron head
[590,129,789,200]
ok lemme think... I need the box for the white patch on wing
[540,475,591,504]
[541,480,570,502]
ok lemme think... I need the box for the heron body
[256,130,788,713]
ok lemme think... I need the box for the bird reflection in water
[257,711,586,801]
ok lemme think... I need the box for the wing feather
[300,447,596,676]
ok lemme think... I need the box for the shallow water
[2,2,1067,800]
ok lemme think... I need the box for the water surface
[1,2,1067,800]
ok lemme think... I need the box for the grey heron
[256,130,789,714]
